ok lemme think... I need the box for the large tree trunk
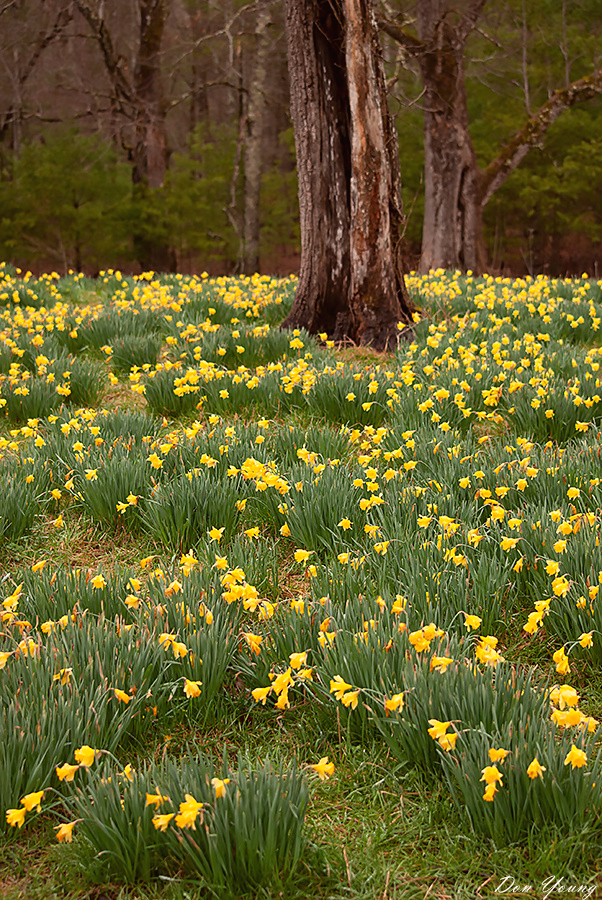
[416,2,487,273]
[283,0,412,350]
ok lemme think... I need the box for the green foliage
[110,333,163,373]
[142,468,245,551]
[0,463,40,543]
[165,123,239,269]
[0,129,132,270]
[64,753,309,890]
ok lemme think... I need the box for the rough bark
[133,0,169,191]
[283,0,412,350]
[242,4,271,274]
[414,1,486,273]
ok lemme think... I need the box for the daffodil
[482,783,497,802]
[6,807,26,828]
[294,549,311,563]
[341,689,360,709]
[183,678,202,698]
[145,791,170,807]
[480,765,503,786]
[175,794,203,829]
[74,745,96,767]
[56,763,79,782]
[211,777,230,798]
[289,650,308,669]
[527,758,546,780]
[384,693,404,714]
[152,812,175,831]
[310,757,335,781]
[427,719,451,740]
[55,821,77,842]
[564,744,587,768]
[488,748,510,763]
[330,675,353,701]
[251,685,272,704]
[20,790,44,812]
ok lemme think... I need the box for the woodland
[0,0,601,280]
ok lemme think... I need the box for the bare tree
[0,2,73,153]
[380,0,602,273]
[283,0,413,350]
[74,0,174,271]
[242,2,271,273]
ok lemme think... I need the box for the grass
[1,268,602,899]
[2,726,600,900]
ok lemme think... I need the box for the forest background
[0,0,600,279]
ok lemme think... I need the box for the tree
[380,0,602,273]
[0,129,132,271]
[242,2,272,274]
[74,0,174,272]
[282,0,413,350]
[0,2,73,155]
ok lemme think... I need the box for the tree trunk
[132,0,174,272]
[133,0,168,191]
[242,4,271,274]
[381,2,602,275]
[416,3,487,273]
[283,0,412,350]
[74,0,175,273]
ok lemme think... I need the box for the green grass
[1,269,602,899]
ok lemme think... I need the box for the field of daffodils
[1,262,601,899]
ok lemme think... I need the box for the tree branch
[19,4,74,87]
[481,66,602,206]
[457,0,487,44]
[73,0,134,108]
[377,15,425,57]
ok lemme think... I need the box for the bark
[414,1,486,273]
[133,0,169,191]
[132,0,174,272]
[283,0,412,350]
[242,4,271,274]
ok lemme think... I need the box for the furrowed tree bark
[283,0,413,350]
[414,0,487,274]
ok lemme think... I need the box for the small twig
[383,868,391,900]
[342,846,352,889]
